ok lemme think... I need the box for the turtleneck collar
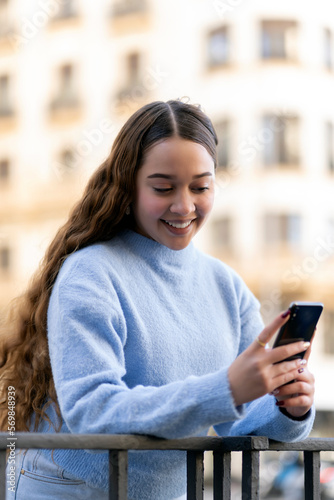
[116,229,197,268]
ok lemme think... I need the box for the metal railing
[0,433,334,499]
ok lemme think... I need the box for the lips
[161,219,194,229]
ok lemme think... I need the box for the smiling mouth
[161,219,194,229]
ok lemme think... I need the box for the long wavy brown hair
[0,99,217,432]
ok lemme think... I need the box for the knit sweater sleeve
[227,395,315,441]
[213,267,315,441]
[47,249,244,440]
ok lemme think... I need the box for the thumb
[256,309,291,347]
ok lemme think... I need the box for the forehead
[140,137,215,175]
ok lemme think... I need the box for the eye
[153,187,173,193]
[193,186,210,193]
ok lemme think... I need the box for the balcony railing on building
[112,0,148,17]
[1,433,334,499]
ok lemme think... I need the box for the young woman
[1,100,315,500]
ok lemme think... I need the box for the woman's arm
[221,311,315,441]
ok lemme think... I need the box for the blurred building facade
[0,0,334,432]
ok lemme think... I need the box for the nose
[169,190,195,216]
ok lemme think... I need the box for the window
[0,246,10,272]
[261,20,298,60]
[0,0,10,37]
[263,114,299,166]
[59,148,77,176]
[325,122,334,172]
[214,120,230,168]
[50,64,79,110]
[207,26,230,67]
[112,0,147,17]
[126,52,141,85]
[115,52,146,105]
[323,310,334,355]
[60,148,76,169]
[0,75,14,117]
[264,213,301,246]
[59,64,75,97]
[324,28,333,70]
[53,148,78,180]
[0,158,10,183]
[212,217,232,250]
[55,0,77,19]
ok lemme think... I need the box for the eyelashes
[153,187,210,194]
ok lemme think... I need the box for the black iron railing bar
[1,435,334,500]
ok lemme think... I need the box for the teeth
[164,220,192,229]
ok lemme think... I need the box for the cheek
[199,192,215,216]
[137,193,167,218]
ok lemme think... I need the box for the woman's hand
[228,310,314,417]
[273,340,314,418]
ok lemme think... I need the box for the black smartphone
[273,301,323,362]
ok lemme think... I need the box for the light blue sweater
[43,230,314,499]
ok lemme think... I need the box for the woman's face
[133,137,215,250]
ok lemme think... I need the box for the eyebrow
[147,172,213,179]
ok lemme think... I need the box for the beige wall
[1,0,334,414]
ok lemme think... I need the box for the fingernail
[276,401,284,407]
[299,359,307,366]
[298,368,304,374]
[270,389,279,395]
[281,310,290,318]
[303,342,311,349]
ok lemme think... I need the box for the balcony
[1,433,333,499]
[112,0,148,17]
[0,106,16,133]
[0,23,15,52]
[48,93,82,125]
[110,0,150,35]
